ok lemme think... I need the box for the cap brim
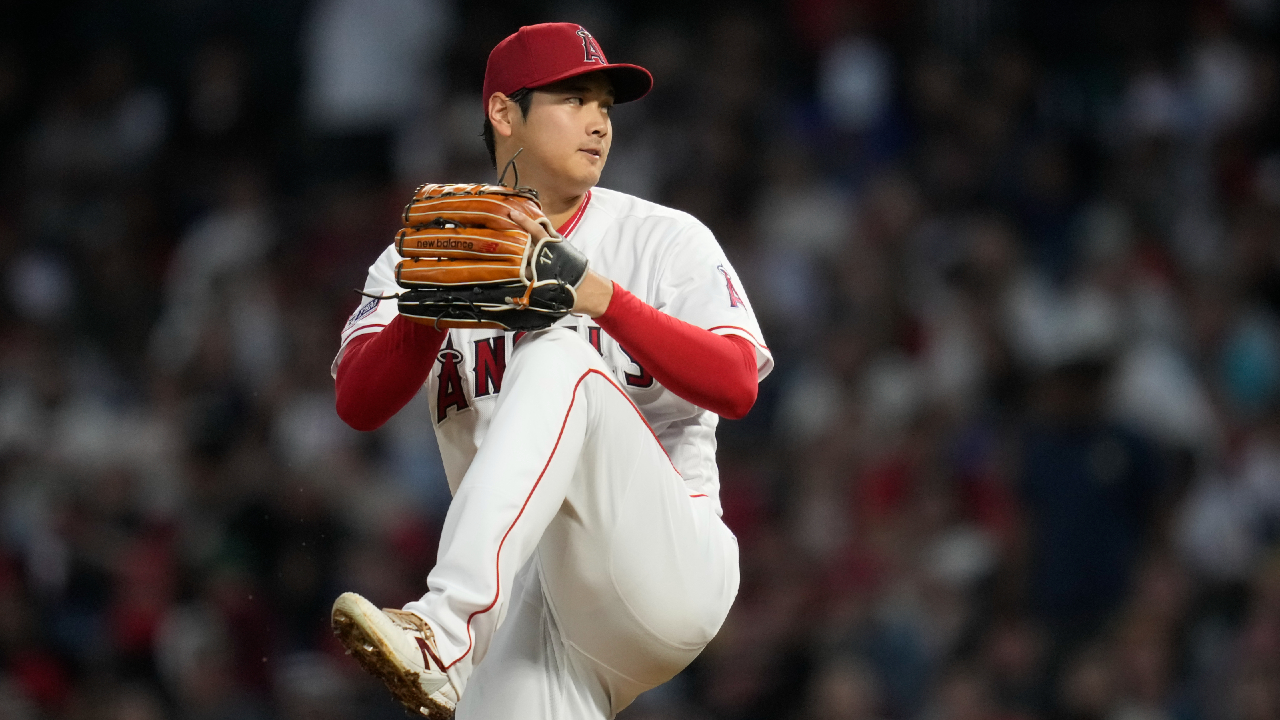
[527,63,653,104]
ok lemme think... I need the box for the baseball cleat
[331,592,459,718]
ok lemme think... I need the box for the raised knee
[510,326,605,375]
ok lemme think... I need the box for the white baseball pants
[403,327,740,719]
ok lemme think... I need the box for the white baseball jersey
[335,186,774,513]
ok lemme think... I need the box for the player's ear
[488,93,516,139]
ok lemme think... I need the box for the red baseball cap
[482,23,653,114]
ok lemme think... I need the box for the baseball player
[329,23,773,719]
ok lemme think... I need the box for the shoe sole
[332,593,454,719]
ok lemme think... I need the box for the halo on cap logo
[576,27,605,64]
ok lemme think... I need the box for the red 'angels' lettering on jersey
[718,264,744,308]
[577,27,605,64]
[435,326,660,424]
[473,337,506,397]
[436,337,470,422]
[618,344,655,388]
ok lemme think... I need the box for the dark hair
[482,88,533,168]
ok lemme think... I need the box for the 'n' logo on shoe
[417,637,445,671]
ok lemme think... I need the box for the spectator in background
[300,0,453,182]
[1019,353,1163,649]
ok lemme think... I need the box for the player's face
[514,74,614,195]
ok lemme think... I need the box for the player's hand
[508,207,551,242]
[509,208,613,318]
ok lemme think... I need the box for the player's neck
[491,156,589,229]
[542,191,589,231]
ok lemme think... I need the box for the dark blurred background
[1,0,1279,718]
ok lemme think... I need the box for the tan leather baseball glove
[385,183,589,331]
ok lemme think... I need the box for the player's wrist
[573,271,614,318]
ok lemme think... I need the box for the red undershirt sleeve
[595,282,759,419]
[335,315,446,431]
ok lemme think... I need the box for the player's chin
[566,158,604,187]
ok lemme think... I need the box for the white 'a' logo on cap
[577,27,605,64]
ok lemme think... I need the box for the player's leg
[533,361,740,716]
[400,327,628,689]
[445,328,739,718]
[333,326,607,717]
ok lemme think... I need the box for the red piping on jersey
[444,368,676,670]
[596,284,760,419]
[556,189,591,237]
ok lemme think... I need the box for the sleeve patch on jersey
[345,297,381,328]
[717,265,745,308]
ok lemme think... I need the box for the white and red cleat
[331,592,459,718]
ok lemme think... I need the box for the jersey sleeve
[331,244,404,378]
[652,221,774,381]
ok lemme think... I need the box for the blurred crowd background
[2,0,1280,719]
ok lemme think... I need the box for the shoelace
[383,609,447,672]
